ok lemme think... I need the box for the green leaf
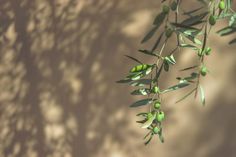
[136,112,148,117]
[179,29,202,44]
[141,113,156,128]
[226,0,232,12]
[217,13,234,19]
[127,71,143,80]
[131,88,150,96]
[180,65,198,71]
[143,131,152,139]
[217,27,236,36]
[161,82,189,93]
[164,54,176,65]
[199,85,205,106]
[130,98,154,107]
[158,128,164,143]
[179,44,198,49]
[144,133,154,145]
[129,79,152,87]
[136,119,147,124]
[229,14,236,26]
[127,66,154,80]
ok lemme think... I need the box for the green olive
[156,111,165,122]
[171,1,177,11]
[209,15,216,26]
[162,5,170,14]
[200,66,208,76]
[205,47,212,55]
[165,28,173,38]
[152,86,160,94]
[219,1,225,10]
[153,126,160,134]
[154,101,161,109]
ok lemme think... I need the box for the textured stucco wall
[0,0,236,157]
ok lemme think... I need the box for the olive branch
[118,0,236,145]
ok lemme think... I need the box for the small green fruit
[165,28,173,38]
[154,101,161,109]
[162,5,170,14]
[153,126,160,134]
[171,1,177,11]
[209,15,216,26]
[152,86,160,94]
[205,47,212,55]
[200,66,208,76]
[219,1,225,10]
[156,111,165,122]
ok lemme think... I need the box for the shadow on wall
[0,0,158,157]
[0,0,236,157]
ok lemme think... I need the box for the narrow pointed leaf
[180,65,198,71]
[144,133,154,145]
[141,113,156,128]
[161,82,189,93]
[130,98,154,107]
[199,85,205,106]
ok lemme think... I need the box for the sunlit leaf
[130,79,152,87]
[161,82,189,93]
[141,113,156,128]
[199,85,205,106]
[131,88,150,95]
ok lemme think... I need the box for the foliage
[118,0,236,145]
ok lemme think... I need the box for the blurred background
[0,0,236,157]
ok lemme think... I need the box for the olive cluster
[142,100,165,144]
[198,47,211,77]
[208,0,226,26]
[151,101,165,133]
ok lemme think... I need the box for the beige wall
[0,0,236,157]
